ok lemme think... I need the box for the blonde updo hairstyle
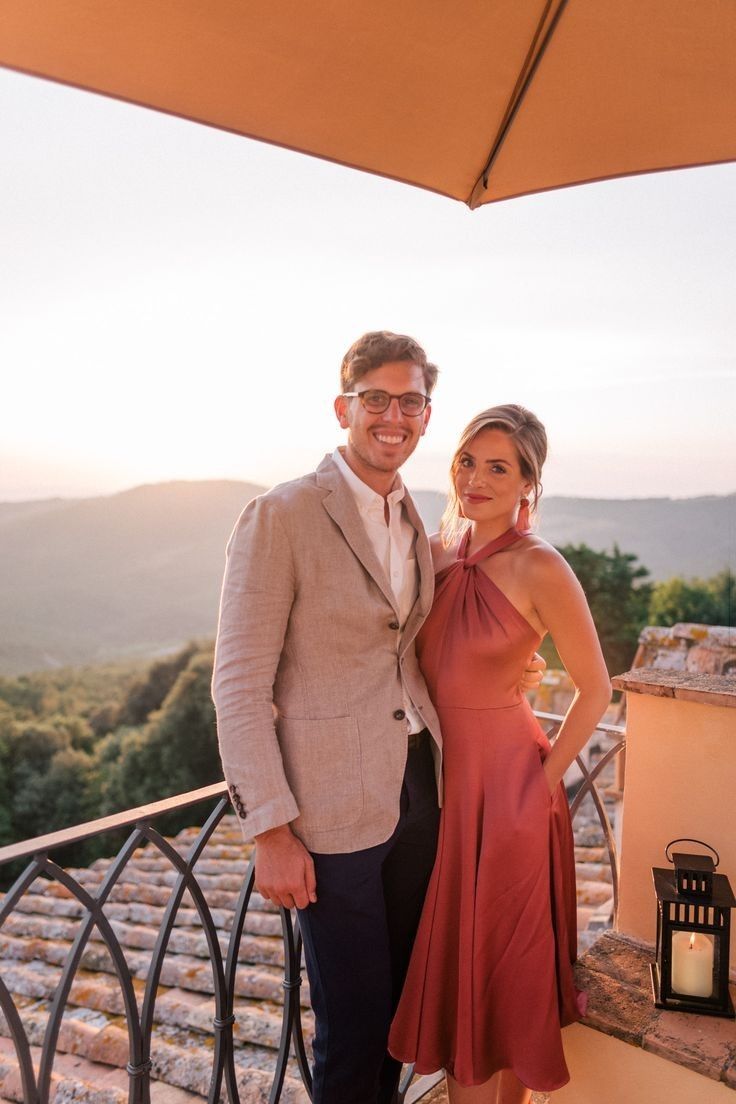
[441,404,548,547]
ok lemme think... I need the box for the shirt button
[389,620,400,631]
[393,709,406,721]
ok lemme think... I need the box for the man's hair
[340,331,439,394]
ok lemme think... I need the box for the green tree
[96,726,155,814]
[710,569,735,626]
[44,713,96,753]
[649,569,734,627]
[147,649,220,797]
[548,544,652,676]
[0,710,14,848]
[116,643,199,727]
[6,721,73,842]
[88,701,122,739]
[102,647,220,813]
[0,675,44,717]
[0,646,221,887]
[35,747,99,832]
[92,727,129,814]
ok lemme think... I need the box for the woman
[389,405,611,1103]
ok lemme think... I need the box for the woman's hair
[440,404,548,547]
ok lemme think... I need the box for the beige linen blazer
[212,454,443,853]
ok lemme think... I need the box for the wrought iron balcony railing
[0,713,625,1104]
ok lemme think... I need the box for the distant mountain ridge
[0,480,732,676]
[412,490,734,580]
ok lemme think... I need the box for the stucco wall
[557,1023,734,1103]
[616,684,736,964]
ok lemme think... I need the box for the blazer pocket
[278,715,364,831]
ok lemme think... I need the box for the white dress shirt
[332,448,424,734]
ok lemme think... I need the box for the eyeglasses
[342,389,431,416]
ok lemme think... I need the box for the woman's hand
[520,651,546,692]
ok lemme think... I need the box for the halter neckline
[459,525,528,568]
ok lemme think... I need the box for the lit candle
[671,931,714,998]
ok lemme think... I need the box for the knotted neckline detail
[459,525,529,568]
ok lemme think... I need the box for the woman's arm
[527,546,612,792]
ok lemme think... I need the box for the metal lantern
[651,838,735,1018]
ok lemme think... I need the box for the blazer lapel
[400,488,435,650]
[316,456,399,615]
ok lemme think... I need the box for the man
[213,331,542,1104]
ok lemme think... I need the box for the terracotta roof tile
[1,790,617,1102]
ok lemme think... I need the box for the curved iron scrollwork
[0,714,624,1104]
[0,786,314,1104]
[536,714,626,917]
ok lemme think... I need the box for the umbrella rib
[492,0,559,156]
[469,0,571,208]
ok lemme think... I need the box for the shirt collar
[332,447,406,514]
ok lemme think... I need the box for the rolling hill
[0,480,732,675]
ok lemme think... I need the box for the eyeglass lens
[359,390,428,415]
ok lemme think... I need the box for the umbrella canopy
[2,0,735,207]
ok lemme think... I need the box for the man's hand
[254,824,317,910]
[520,651,546,692]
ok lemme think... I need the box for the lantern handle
[665,838,720,868]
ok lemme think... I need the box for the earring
[517,497,531,531]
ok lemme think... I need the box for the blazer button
[389,620,400,631]
[393,709,406,721]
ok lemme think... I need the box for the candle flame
[689,933,696,950]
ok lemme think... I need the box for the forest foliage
[0,550,732,880]
[0,643,222,883]
[648,568,734,629]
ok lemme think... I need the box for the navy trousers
[297,738,440,1104]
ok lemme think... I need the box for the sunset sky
[2,67,734,502]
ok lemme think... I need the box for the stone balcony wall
[557,667,736,1103]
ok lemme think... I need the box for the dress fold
[389,527,582,1091]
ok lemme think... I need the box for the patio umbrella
[1,0,735,207]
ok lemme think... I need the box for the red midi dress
[389,527,584,1091]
